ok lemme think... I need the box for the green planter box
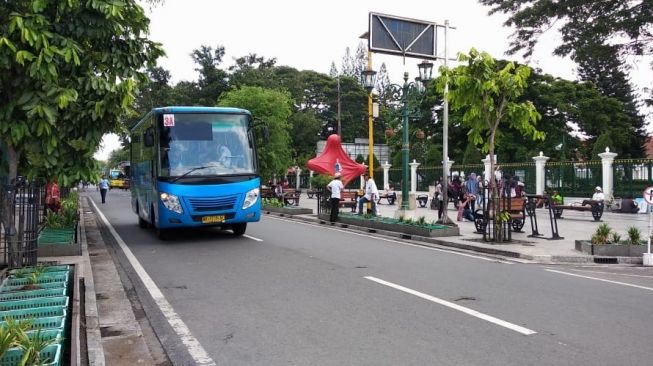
[0,296,69,312]
[38,226,81,256]
[263,206,313,215]
[1,344,61,366]
[332,214,459,237]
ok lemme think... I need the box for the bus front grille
[187,195,238,212]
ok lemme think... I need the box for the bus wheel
[138,215,148,229]
[232,223,247,236]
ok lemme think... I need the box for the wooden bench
[552,201,603,221]
[338,191,359,212]
[281,188,301,206]
[261,187,276,199]
[474,197,527,233]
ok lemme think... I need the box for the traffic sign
[369,12,437,60]
[643,186,653,205]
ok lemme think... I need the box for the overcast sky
[94,0,652,160]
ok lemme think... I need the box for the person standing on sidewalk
[358,173,379,216]
[326,172,344,222]
[99,175,109,204]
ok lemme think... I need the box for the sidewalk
[41,194,160,365]
[288,192,652,264]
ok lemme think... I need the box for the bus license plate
[201,215,225,224]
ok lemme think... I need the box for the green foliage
[627,226,642,245]
[480,0,650,59]
[310,174,332,188]
[218,86,293,181]
[355,154,365,164]
[480,0,649,158]
[591,223,612,245]
[0,0,164,186]
[416,216,426,225]
[262,198,284,208]
[591,133,615,159]
[14,327,58,366]
[44,192,78,229]
[610,232,622,245]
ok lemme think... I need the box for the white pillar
[409,160,420,193]
[295,167,302,190]
[309,170,314,189]
[382,161,392,189]
[533,152,550,196]
[599,147,618,199]
[482,154,497,185]
[360,164,367,189]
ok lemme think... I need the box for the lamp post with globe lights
[362,60,433,210]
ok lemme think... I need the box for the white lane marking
[546,269,653,292]
[243,234,263,242]
[91,200,216,366]
[365,276,536,336]
[265,215,512,263]
[546,267,653,279]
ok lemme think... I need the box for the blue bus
[130,107,261,239]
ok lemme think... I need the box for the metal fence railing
[0,182,44,268]
[297,158,653,200]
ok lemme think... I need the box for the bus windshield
[158,113,255,178]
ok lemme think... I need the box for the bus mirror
[144,129,154,147]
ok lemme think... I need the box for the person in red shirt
[46,178,61,213]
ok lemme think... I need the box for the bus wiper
[171,165,217,183]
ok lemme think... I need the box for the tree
[329,62,338,78]
[0,1,162,186]
[479,0,653,124]
[437,49,543,238]
[340,47,355,77]
[0,0,162,266]
[217,86,293,181]
[191,45,230,106]
[479,0,652,59]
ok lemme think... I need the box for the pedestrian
[457,193,476,222]
[358,173,379,216]
[464,173,479,211]
[326,172,344,222]
[45,178,61,213]
[431,179,444,219]
[99,175,109,204]
[449,175,463,208]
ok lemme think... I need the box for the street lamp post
[363,61,433,211]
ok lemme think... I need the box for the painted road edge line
[243,234,263,242]
[365,276,536,336]
[546,269,653,292]
[91,200,216,366]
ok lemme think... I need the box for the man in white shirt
[326,172,345,222]
[583,186,605,207]
[358,173,379,216]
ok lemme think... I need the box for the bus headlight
[242,188,259,209]
[160,192,183,214]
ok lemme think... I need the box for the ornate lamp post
[363,60,433,210]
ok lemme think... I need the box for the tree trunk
[1,144,23,267]
[488,133,503,242]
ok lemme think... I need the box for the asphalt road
[89,189,653,366]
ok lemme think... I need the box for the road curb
[80,199,106,366]
[263,212,629,265]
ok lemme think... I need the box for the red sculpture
[307,134,367,185]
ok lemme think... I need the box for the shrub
[591,223,612,245]
[627,226,642,245]
[610,232,622,244]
